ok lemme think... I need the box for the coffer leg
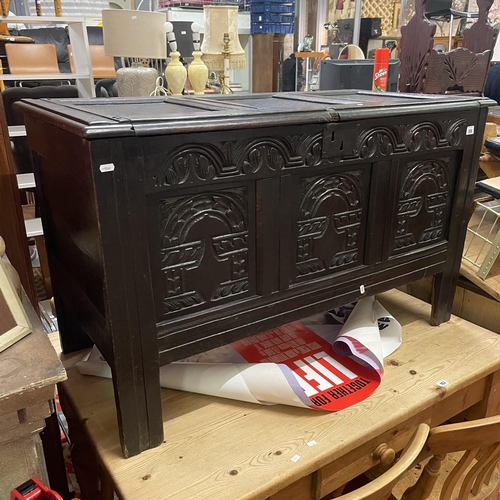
[109,353,164,458]
[54,293,94,354]
[430,270,457,326]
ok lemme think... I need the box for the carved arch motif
[159,190,249,315]
[296,173,363,277]
[444,119,466,147]
[394,159,450,251]
[298,132,323,167]
[357,126,402,159]
[404,121,443,152]
[234,137,296,174]
[155,143,235,187]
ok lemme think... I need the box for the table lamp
[163,21,187,96]
[188,22,209,95]
[102,9,166,97]
[201,5,246,94]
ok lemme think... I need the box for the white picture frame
[0,258,32,352]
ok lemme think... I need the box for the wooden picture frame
[393,1,402,28]
[0,258,32,352]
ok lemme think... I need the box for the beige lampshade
[102,9,167,60]
[201,6,246,71]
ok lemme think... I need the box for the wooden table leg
[39,406,72,500]
[99,467,115,500]
[58,388,101,500]
[464,370,500,421]
[484,370,500,417]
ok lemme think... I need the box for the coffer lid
[16,90,494,139]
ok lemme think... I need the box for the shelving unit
[0,16,95,310]
[0,16,95,98]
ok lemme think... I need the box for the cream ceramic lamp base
[188,51,208,95]
[116,63,158,97]
[166,51,187,96]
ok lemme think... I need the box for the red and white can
[372,48,390,92]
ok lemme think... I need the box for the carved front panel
[292,171,366,282]
[390,155,456,255]
[322,117,468,162]
[150,130,323,191]
[154,187,254,318]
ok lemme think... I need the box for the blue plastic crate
[251,12,293,23]
[213,0,246,5]
[159,0,249,8]
[250,2,294,13]
[250,21,294,34]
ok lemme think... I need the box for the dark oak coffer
[18,91,492,457]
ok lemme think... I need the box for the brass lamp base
[218,71,233,94]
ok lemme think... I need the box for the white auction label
[291,455,301,462]
[99,163,115,173]
[466,126,475,135]
[436,379,449,387]
[307,440,317,447]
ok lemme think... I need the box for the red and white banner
[78,296,401,411]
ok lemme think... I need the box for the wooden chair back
[68,44,116,79]
[398,0,436,94]
[337,424,430,500]
[462,0,498,55]
[398,0,498,94]
[5,43,60,74]
[423,48,491,94]
[401,415,500,500]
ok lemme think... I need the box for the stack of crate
[158,0,210,8]
[249,0,294,34]
[158,0,248,9]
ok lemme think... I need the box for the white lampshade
[201,6,246,71]
[102,9,167,60]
